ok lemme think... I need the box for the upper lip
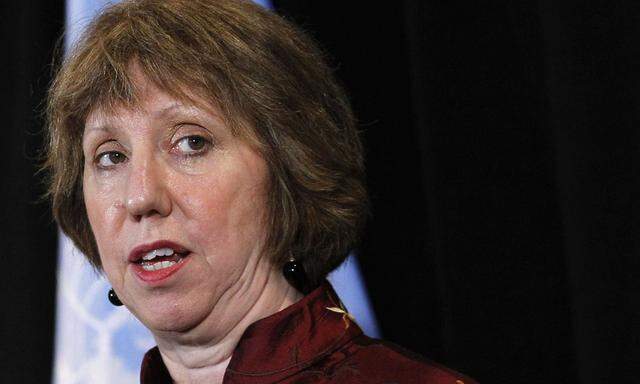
[128,240,190,263]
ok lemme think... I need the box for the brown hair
[44,0,367,290]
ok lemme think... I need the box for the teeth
[141,260,177,271]
[142,247,175,261]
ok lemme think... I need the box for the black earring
[108,288,123,306]
[283,258,307,293]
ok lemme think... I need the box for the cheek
[184,183,263,240]
[177,167,269,258]
[85,194,116,234]
[83,172,127,261]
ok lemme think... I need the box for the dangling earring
[283,257,307,293]
[108,288,123,306]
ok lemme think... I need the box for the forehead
[84,70,220,134]
[85,91,198,130]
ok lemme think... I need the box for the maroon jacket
[140,283,478,383]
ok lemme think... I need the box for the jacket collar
[140,282,362,384]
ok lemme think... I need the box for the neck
[152,262,302,384]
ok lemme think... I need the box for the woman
[45,0,477,383]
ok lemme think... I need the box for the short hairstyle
[44,0,367,290]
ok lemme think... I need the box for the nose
[125,155,172,221]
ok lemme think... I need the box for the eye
[95,151,127,169]
[174,135,211,155]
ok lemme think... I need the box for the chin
[131,292,212,334]
[139,307,202,334]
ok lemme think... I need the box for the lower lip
[131,255,190,284]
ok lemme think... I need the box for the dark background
[3,1,637,383]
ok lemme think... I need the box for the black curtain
[273,1,638,383]
[0,2,63,384]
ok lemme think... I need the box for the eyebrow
[83,124,114,136]
[83,101,219,139]
[84,103,185,132]
[152,102,188,119]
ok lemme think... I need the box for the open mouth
[137,247,190,271]
[129,241,192,281]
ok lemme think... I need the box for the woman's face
[82,72,270,333]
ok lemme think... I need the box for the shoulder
[310,333,479,384]
[358,335,478,383]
